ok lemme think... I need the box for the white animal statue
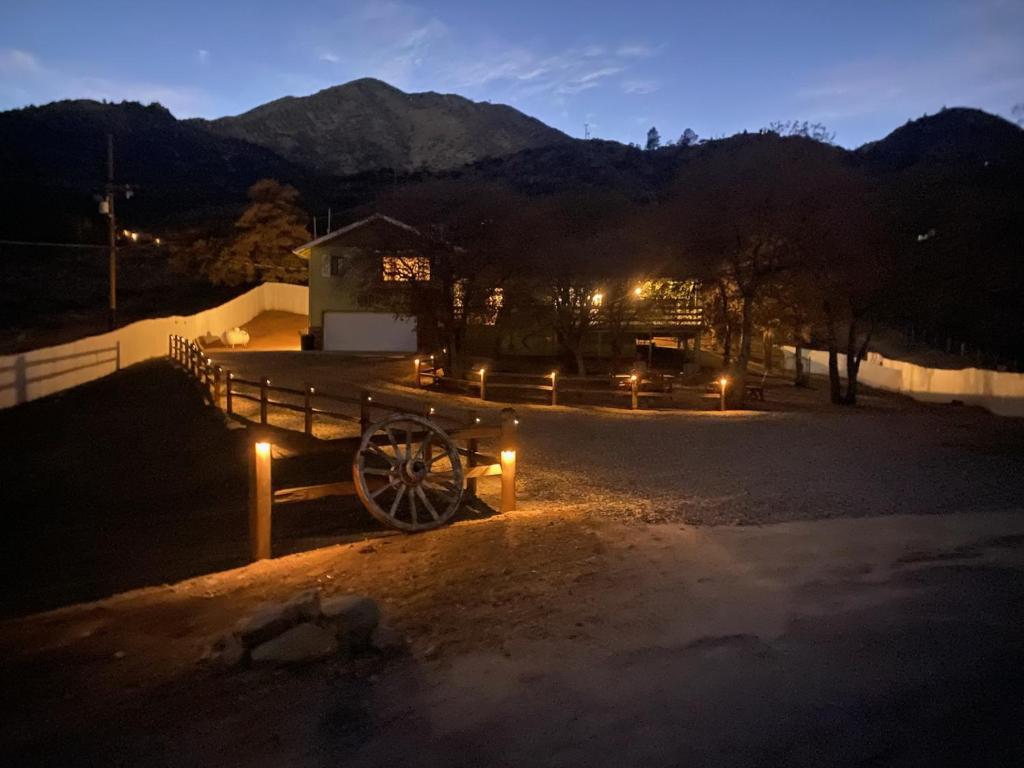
[222,327,251,348]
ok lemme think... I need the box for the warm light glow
[633,285,643,297]
[550,371,557,379]
[513,418,519,425]
[155,237,161,246]
[719,377,729,388]
[130,232,139,242]
[310,386,315,393]
[475,417,481,423]
[122,228,130,237]
[367,395,373,401]
[479,368,486,376]
[429,406,435,414]
[254,442,271,458]
[414,358,420,365]
[629,374,637,382]
[592,292,604,306]
[501,449,516,463]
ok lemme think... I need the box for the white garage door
[323,312,417,352]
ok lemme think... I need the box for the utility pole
[106,134,117,329]
[584,123,590,140]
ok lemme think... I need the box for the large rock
[321,595,380,651]
[234,604,298,648]
[250,622,338,665]
[282,589,322,621]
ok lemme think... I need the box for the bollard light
[255,441,271,458]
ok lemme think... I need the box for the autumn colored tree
[205,180,310,286]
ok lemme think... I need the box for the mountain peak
[859,106,1024,167]
[198,77,568,176]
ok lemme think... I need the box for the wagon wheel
[353,413,465,532]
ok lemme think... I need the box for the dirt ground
[2,351,1024,766]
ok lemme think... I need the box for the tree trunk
[727,294,754,406]
[721,325,732,368]
[574,344,587,377]
[827,341,843,404]
[794,342,806,387]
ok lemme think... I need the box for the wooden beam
[274,480,358,504]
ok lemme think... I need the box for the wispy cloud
[0,48,41,75]
[616,43,661,59]
[794,0,1024,133]
[0,47,209,116]
[196,49,210,64]
[292,1,662,107]
[622,79,659,95]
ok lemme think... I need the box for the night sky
[2,0,1022,147]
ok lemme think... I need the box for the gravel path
[211,350,1024,526]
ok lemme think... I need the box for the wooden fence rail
[415,359,676,410]
[169,335,518,557]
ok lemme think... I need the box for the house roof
[292,213,421,258]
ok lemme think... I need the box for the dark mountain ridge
[191,77,570,177]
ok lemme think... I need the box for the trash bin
[299,332,315,351]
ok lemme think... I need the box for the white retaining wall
[0,283,308,409]
[781,346,1024,418]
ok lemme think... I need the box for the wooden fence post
[304,383,314,436]
[225,371,233,415]
[260,377,269,425]
[499,408,518,513]
[249,441,272,560]
[466,409,479,499]
[359,391,372,433]
[213,366,223,406]
[550,371,558,406]
[630,374,639,410]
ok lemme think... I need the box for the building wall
[305,217,427,340]
[0,282,308,410]
[781,346,1024,418]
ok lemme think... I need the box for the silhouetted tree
[679,128,699,146]
[645,127,661,151]
[764,120,835,144]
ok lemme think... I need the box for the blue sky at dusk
[1,0,1022,147]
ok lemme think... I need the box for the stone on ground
[234,604,299,648]
[282,588,322,621]
[250,623,338,665]
[321,595,380,650]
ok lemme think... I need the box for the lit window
[382,254,431,282]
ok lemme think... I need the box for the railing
[169,334,519,556]
[413,357,676,410]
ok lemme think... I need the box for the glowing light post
[500,408,518,513]
[630,373,639,410]
[249,441,273,560]
[478,367,487,401]
[719,376,729,412]
[413,358,422,387]
[550,370,558,406]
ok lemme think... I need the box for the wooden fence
[413,357,678,410]
[169,334,518,557]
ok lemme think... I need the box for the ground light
[719,376,729,411]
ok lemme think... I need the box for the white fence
[781,346,1024,418]
[0,283,309,410]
